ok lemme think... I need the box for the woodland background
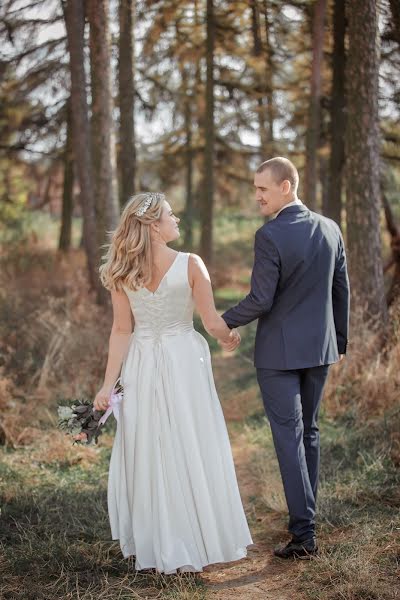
[0,1,399,599]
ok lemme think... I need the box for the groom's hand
[219,329,241,352]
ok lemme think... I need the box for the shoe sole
[274,549,318,560]
[294,551,318,560]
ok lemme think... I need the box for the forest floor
[1,214,399,599]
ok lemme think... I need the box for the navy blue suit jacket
[222,204,350,370]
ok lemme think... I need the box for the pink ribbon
[98,386,123,426]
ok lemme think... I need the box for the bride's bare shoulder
[187,253,210,286]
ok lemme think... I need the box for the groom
[222,157,350,559]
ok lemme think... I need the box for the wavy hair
[99,192,165,291]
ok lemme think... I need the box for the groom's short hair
[256,157,299,192]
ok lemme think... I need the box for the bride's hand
[94,387,111,411]
[220,329,241,352]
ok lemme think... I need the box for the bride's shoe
[177,565,199,574]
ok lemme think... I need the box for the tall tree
[325,0,346,227]
[182,66,195,249]
[262,0,275,149]
[304,0,327,210]
[118,0,136,207]
[59,101,74,251]
[87,0,119,246]
[389,0,400,46]
[63,0,99,293]
[345,0,387,322]
[200,0,215,265]
[382,194,400,307]
[251,0,268,156]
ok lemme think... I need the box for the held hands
[219,328,241,352]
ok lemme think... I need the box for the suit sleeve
[222,229,281,328]
[332,230,350,354]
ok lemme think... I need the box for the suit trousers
[256,364,330,540]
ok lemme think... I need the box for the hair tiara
[133,192,166,217]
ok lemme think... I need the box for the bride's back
[123,251,194,339]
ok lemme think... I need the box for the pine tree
[59,101,74,251]
[325,0,345,227]
[87,0,119,248]
[304,0,327,210]
[118,0,136,207]
[345,0,387,322]
[64,0,99,294]
[200,0,215,266]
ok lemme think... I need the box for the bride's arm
[94,288,133,411]
[189,254,239,348]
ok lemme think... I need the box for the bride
[94,191,253,574]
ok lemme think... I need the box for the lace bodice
[122,252,194,340]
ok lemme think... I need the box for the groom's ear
[281,180,291,195]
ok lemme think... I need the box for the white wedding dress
[107,251,253,574]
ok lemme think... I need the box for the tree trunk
[64,0,99,293]
[251,0,268,156]
[200,0,215,266]
[193,0,203,219]
[262,0,275,147]
[59,101,74,251]
[382,194,400,307]
[304,0,327,210]
[320,154,329,217]
[389,0,400,46]
[87,0,119,248]
[325,0,345,227]
[182,68,194,249]
[118,0,136,207]
[345,0,387,322]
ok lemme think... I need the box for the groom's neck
[282,194,299,205]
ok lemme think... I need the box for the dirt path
[199,434,304,599]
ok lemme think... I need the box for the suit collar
[274,204,309,218]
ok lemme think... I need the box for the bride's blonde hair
[99,192,165,291]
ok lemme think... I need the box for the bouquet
[57,379,123,444]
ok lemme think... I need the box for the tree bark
[87,0,119,247]
[118,0,136,207]
[325,0,345,227]
[262,0,275,148]
[345,0,387,322]
[304,0,327,210]
[251,0,268,156]
[64,0,99,293]
[59,101,74,251]
[182,68,194,249]
[389,0,400,46]
[382,194,400,307]
[200,0,215,266]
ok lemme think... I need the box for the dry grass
[0,242,110,448]
[324,300,400,417]
[300,525,400,600]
